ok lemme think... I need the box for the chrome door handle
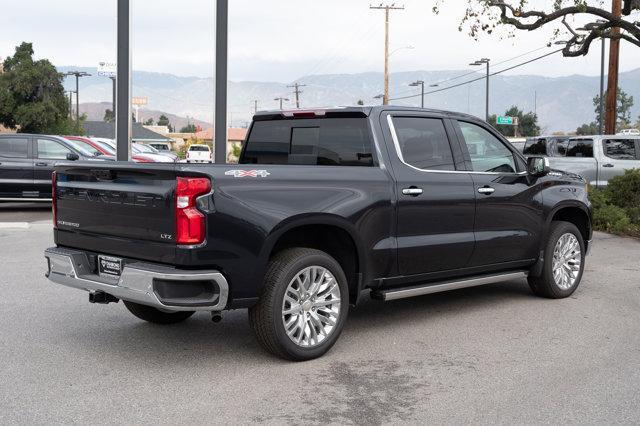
[478,187,495,195]
[35,162,48,167]
[602,164,614,168]
[402,187,423,196]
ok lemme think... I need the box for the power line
[390,48,563,102]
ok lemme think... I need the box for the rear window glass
[189,145,210,152]
[0,137,29,158]
[566,139,594,158]
[523,138,547,155]
[604,139,637,160]
[241,118,373,166]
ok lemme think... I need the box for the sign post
[496,116,517,126]
[214,0,228,164]
[116,0,132,161]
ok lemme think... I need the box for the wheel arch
[258,214,367,305]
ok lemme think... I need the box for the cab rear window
[241,118,373,166]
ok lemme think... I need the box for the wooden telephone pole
[370,3,404,105]
[287,83,306,109]
[605,0,622,135]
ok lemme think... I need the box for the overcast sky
[1,0,639,82]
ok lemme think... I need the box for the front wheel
[123,301,195,324]
[528,221,586,299]
[249,248,349,361]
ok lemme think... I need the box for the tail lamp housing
[175,177,211,245]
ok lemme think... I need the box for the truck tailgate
[55,164,176,244]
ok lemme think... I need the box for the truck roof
[253,106,483,122]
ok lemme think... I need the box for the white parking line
[0,222,30,229]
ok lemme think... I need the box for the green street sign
[497,116,515,125]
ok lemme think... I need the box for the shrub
[593,204,632,234]
[604,169,640,210]
[626,207,640,226]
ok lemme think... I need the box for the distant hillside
[79,102,213,131]
[59,66,640,133]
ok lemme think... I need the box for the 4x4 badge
[225,170,270,178]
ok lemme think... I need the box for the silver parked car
[547,135,640,188]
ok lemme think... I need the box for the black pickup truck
[45,106,592,360]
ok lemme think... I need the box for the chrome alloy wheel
[552,233,582,290]
[281,266,341,348]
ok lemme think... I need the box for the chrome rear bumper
[44,247,229,312]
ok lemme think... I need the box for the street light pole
[116,0,131,161]
[470,58,490,122]
[64,71,91,123]
[410,80,425,108]
[214,0,229,164]
[274,97,289,110]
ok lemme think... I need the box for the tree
[594,88,634,129]
[180,123,197,133]
[434,1,640,57]
[576,122,599,135]
[103,109,114,123]
[157,114,174,132]
[489,106,540,137]
[143,118,154,126]
[0,42,81,134]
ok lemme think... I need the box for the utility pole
[253,100,259,115]
[370,3,405,105]
[410,80,425,108]
[65,71,91,122]
[274,97,289,110]
[287,83,306,109]
[605,0,622,135]
[471,58,490,122]
[67,91,74,119]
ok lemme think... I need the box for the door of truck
[0,135,34,199]
[33,137,76,198]
[600,138,640,184]
[382,112,476,276]
[452,119,542,267]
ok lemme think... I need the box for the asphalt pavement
[0,214,639,424]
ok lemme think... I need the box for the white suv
[186,144,212,163]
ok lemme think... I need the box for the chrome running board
[373,271,529,301]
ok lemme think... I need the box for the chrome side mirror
[527,156,550,177]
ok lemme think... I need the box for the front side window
[242,118,373,167]
[604,139,637,160]
[0,137,29,158]
[37,139,72,160]
[458,121,517,173]
[566,139,594,158]
[392,117,455,171]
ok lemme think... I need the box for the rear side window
[523,138,547,155]
[392,117,455,171]
[554,138,569,156]
[604,139,637,160]
[566,139,594,158]
[242,118,373,166]
[0,137,28,158]
[189,145,210,152]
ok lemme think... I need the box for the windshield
[92,141,116,155]
[64,139,100,157]
[135,143,159,154]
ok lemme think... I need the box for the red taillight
[175,177,211,245]
[52,171,57,228]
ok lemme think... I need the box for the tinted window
[189,145,210,152]
[566,139,594,158]
[523,138,547,155]
[555,138,569,156]
[0,137,29,158]
[242,118,373,166]
[393,117,455,170]
[458,121,517,173]
[604,139,637,160]
[37,139,71,160]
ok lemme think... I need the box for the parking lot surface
[1,213,639,424]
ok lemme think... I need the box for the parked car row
[520,135,640,187]
[0,133,178,201]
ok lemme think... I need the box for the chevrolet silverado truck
[45,106,592,361]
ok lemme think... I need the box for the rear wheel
[528,221,585,299]
[249,248,349,361]
[123,301,195,325]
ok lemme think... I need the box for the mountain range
[58,66,640,133]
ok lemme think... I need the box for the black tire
[528,221,586,299]
[248,248,349,361]
[123,301,195,325]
